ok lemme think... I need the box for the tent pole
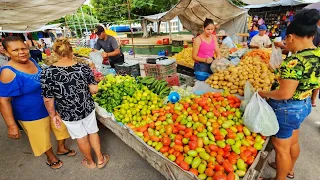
[75,13,82,38]
[80,6,88,33]
[72,14,78,38]
[168,20,172,41]
[127,0,135,58]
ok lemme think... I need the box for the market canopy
[241,0,280,4]
[244,0,320,9]
[0,0,85,31]
[159,0,248,36]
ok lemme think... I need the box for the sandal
[57,149,77,157]
[81,158,96,169]
[268,161,295,179]
[97,154,110,169]
[46,159,63,169]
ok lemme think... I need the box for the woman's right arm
[192,37,210,63]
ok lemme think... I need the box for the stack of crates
[171,40,184,54]
[144,62,179,86]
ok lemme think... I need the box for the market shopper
[26,34,42,63]
[258,9,320,180]
[311,19,320,107]
[94,25,124,68]
[216,30,236,48]
[249,25,272,49]
[41,38,109,169]
[0,38,9,66]
[192,18,221,73]
[89,29,97,49]
[0,36,76,170]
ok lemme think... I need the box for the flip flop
[97,154,110,169]
[312,104,317,107]
[46,159,63,169]
[268,161,295,179]
[81,158,96,169]
[57,149,77,157]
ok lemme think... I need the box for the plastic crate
[171,46,183,53]
[172,40,183,47]
[165,73,180,86]
[177,64,194,77]
[144,62,177,79]
[114,62,141,77]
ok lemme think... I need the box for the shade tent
[143,12,169,22]
[304,1,320,9]
[241,0,280,4]
[0,0,85,31]
[244,0,320,9]
[0,24,62,33]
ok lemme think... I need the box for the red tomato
[191,104,198,110]
[183,103,190,109]
[240,152,248,162]
[210,151,218,157]
[188,141,198,150]
[237,125,243,132]
[221,112,228,117]
[208,162,215,169]
[223,151,231,159]
[177,124,186,131]
[213,110,220,117]
[228,155,237,165]
[173,145,183,152]
[173,151,182,157]
[172,114,178,121]
[223,145,231,152]
[215,135,225,141]
[213,92,222,98]
[217,97,224,102]
[240,146,247,153]
[244,150,252,157]
[222,160,234,173]
[175,134,183,140]
[212,128,220,135]
[209,144,219,152]
[175,155,184,165]
[190,135,197,141]
[247,146,258,156]
[162,137,171,146]
[184,131,193,138]
[168,148,175,155]
[217,148,224,156]
[174,139,183,146]
[247,156,255,165]
[205,168,215,177]
[180,161,190,171]
[160,146,170,153]
[214,164,224,172]
[173,127,179,134]
[227,132,237,139]
[189,168,199,176]
[226,172,236,180]
[216,155,224,165]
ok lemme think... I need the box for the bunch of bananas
[171,47,194,69]
[137,76,171,98]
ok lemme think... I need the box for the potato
[231,85,238,90]
[213,76,219,81]
[219,76,225,81]
[213,85,219,89]
[222,81,228,86]
[230,89,238,94]
[213,81,219,85]
[226,82,233,87]
[223,86,229,90]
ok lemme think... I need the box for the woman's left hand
[52,115,62,129]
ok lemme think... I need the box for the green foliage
[91,0,178,24]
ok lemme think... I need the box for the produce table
[95,103,273,180]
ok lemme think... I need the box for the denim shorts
[269,98,311,139]
[194,62,213,74]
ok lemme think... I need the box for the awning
[241,0,280,4]
[0,0,85,31]
[142,12,168,22]
[244,0,320,9]
[304,1,320,9]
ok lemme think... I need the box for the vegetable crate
[144,62,177,80]
[172,40,184,47]
[177,64,194,77]
[172,46,184,53]
[114,62,141,77]
[165,73,180,86]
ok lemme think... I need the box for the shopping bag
[243,92,279,136]
[210,57,231,72]
[89,51,103,69]
[240,81,255,111]
[269,43,283,70]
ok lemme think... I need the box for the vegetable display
[129,92,266,180]
[205,58,275,96]
[73,47,92,57]
[241,49,271,64]
[172,47,194,69]
[137,76,171,98]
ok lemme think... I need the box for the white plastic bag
[269,43,283,70]
[243,92,279,136]
[89,51,103,69]
[240,81,255,111]
[210,58,231,72]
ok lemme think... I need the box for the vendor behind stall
[192,18,221,73]
[216,30,236,49]
[94,26,124,68]
[249,25,272,48]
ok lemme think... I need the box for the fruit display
[241,49,271,64]
[172,47,194,69]
[93,75,141,112]
[137,76,171,98]
[73,47,92,57]
[130,92,266,179]
[113,87,164,127]
[205,58,275,96]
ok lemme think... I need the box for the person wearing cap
[216,30,236,49]
[94,26,124,68]
[250,25,272,49]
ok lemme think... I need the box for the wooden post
[168,20,172,41]
[127,0,135,58]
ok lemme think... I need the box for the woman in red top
[89,30,97,48]
[192,18,221,73]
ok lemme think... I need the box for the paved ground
[1,101,320,180]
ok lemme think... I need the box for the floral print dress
[272,47,320,100]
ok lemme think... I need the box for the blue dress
[0,59,49,121]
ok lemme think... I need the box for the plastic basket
[177,64,194,77]
[172,40,183,47]
[114,62,141,77]
[165,73,180,86]
[144,62,177,79]
[171,46,183,53]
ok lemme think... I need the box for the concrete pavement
[1,103,320,180]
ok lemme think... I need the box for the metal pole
[127,0,135,58]
[72,15,78,38]
[89,7,95,28]
[75,13,82,38]
[80,6,88,33]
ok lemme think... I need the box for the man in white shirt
[250,25,272,48]
[216,30,236,49]
[0,39,9,66]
